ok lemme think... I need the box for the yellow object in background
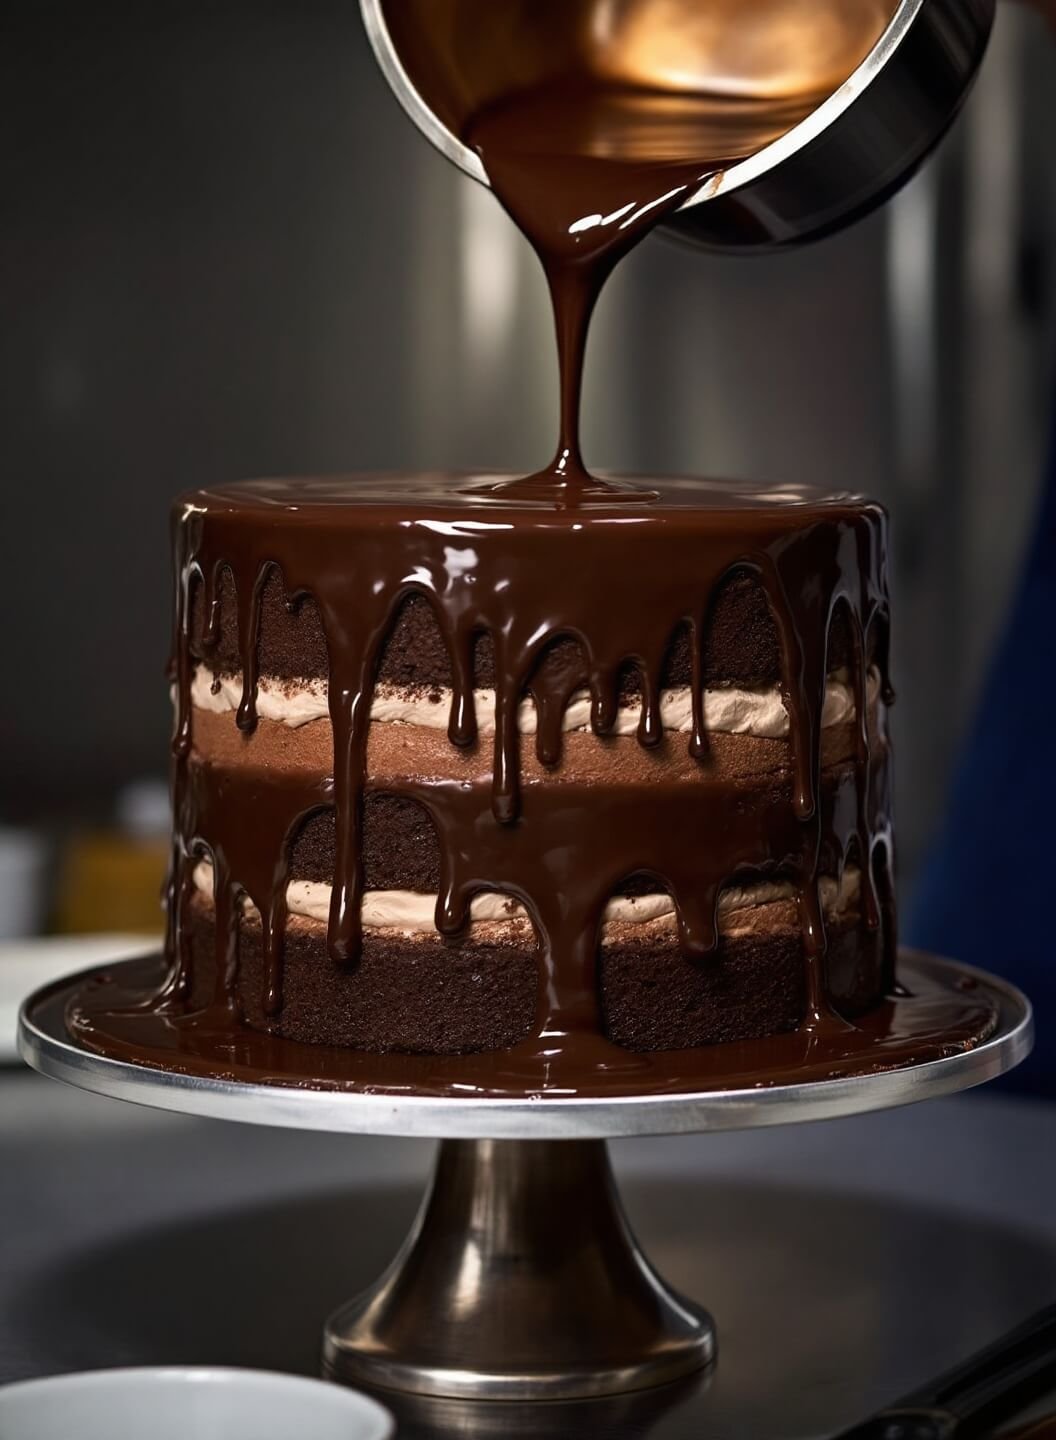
[55,832,167,937]
[54,780,169,938]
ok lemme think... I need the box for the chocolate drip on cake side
[159,477,893,1082]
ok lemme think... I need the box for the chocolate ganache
[169,472,891,1025]
[67,0,999,1090]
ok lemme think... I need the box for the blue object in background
[908,413,1056,1095]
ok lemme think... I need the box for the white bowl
[0,1367,395,1440]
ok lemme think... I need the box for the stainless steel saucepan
[360,0,994,251]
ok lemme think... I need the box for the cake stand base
[323,1137,713,1400]
[18,951,1032,1404]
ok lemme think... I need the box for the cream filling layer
[190,667,879,741]
[192,861,860,937]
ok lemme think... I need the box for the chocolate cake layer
[600,914,883,1051]
[184,885,883,1054]
[191,567,865,692]
[186,901,537,1054]
[187,704,886,789]
[295,795,442,892]
[274,767,886,896]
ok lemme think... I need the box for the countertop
[1,1068,1054,1437]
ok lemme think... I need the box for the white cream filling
[191,667,879,741]
[192,861,859,936]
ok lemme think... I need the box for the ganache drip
[165,481,893,1055]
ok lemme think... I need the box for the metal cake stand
[18,951,1032,1404]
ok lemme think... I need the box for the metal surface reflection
[362,0,994,250]
[369,1372,710,1439]
[323,1139,715,1399]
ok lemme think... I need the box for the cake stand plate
[17,952,1032,1403]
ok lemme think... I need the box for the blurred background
[1,0,1053,940]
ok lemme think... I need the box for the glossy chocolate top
[187,472,874,516]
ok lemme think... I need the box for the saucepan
[360,0,994,251]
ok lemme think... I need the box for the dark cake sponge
[186,903,884,1055]
[192,568,859,691]
[287,770,865,896]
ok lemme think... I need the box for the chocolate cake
[165,472,894,1059]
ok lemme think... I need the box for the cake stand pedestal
[323,1136,712,1399]
[18,951,1031,1403]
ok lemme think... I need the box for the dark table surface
[2,1068,1054,1437]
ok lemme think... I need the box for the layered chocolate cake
[165,473,893,1060]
